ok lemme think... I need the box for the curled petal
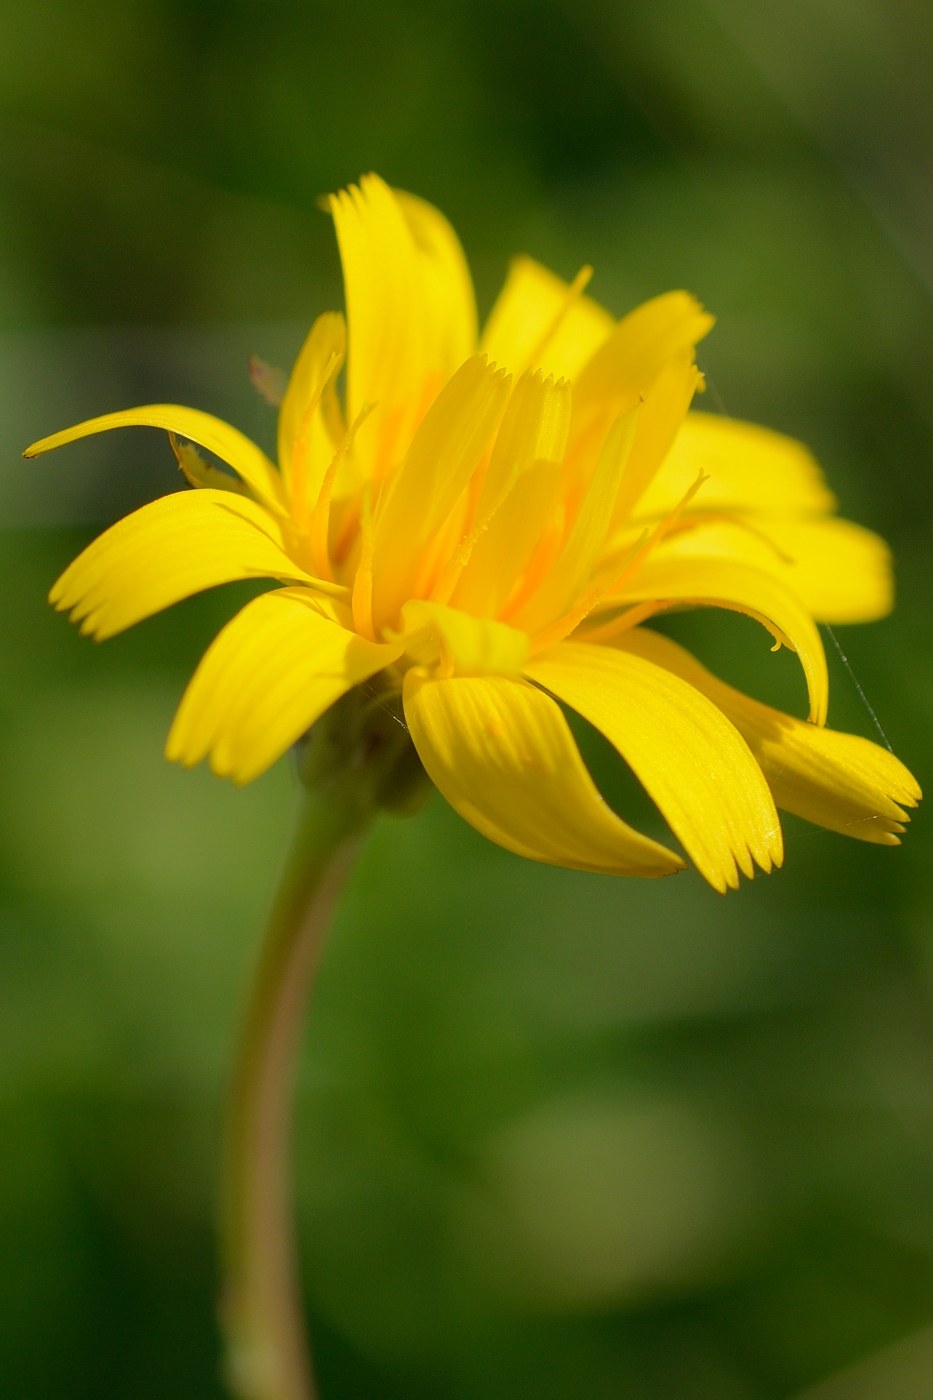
[525,641,783,891]
[403,671,684,877]
[615,627,921,845]
[642,515,892,624]
[25,405,286,515]
[606,556,829,725]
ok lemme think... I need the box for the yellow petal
[277,311,346,498]
[167,588,403,784]
[570,291,714,454]
[615,627,921,845]
[607,555,829,725]
[394,188,478,378]
[525,642,782,892]
[450,368,572,616]
[403,671,684,877]
[756,517,891,623]
[48,490,340,641]
[330,174,477,480]
[633,411,837,522]
[480,255,615,380]
[399,600,529,677]
[511,402,640,634]
[24,406,287,516]
[371,354,511,631]
[649,516,892,624]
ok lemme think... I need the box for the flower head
[27,174,920,891]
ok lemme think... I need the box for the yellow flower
[27,174,920,892]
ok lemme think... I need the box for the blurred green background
[2,2,933,1396]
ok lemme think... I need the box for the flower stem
[219,778,373,1400]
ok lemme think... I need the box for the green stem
[219,778,373,1400]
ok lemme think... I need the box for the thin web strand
[824,624,893,752]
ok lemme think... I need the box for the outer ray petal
[606,556,829,724]
[24,406,287,515]
[403,671,684,877]
[640,516,892,624]
[480,255,615,380]
[751,517,891,622]
[633,411,837,521]
[615,627,922,845]
[49,490,339,641]
[525,642,782,892]
[167,588,403,784]
[330,174,478,480]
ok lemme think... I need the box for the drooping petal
[371,354,511,631]
[403,671,684,876]
[277,311,346,498]
[614,627,921,845]
[605,555,829,724]
[480,255,615,380]
[329,174,478,480]
[525,641,783,891]
[24,406,287,515]
[450,368,571,616]
[639,516,892,624]
[633,411,837,522]
[167,588,403,784]
[49,490,340,640]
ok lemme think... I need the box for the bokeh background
[2,2,933,1396]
